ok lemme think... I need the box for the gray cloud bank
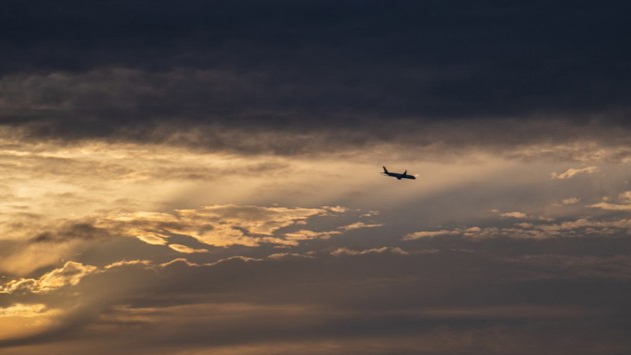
[1,200,631,354]
[1,1,630,154]
[1,245,630,355]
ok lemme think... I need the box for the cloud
[551,166,599,180]
[0,222,107,276]
[0,303,62,342]
[330,247,409,256]
[0,303,49,318]
[500,211,528,219]
[404,228,478,240]
[267,252,314,260]
[0,241,79,277]
[0,0,630,157]
[94,204,335,248]
[1,3,631,353]
[167,244,208,254]
[589,202,631,211]
[2,246,630,354]
[556,197,580,206]
[589,191,631,211]
[282,230,341,243]
[339,222,383,231]
[136,235,168,246]
[404,216,631,241]
[1,261,97,294]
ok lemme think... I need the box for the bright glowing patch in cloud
[95,205,332,248]
[339,222,383,231]
[500,211,528,219]
[0,303,61,341]
[137,234,168,245]
[168,244,208,254]
[1,261,97,294]
[404,228,476,240]
[0,303,48,317]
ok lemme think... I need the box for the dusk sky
[1,1,631,354]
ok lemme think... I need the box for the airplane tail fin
[383,166,388,173]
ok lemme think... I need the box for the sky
[1,1,631,354]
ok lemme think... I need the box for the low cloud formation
[0,245,630,354]
[500,211,528,219]
[561,197,580,205]
[95,205,340,248]
[590,191,631,211]
[167,244,208,254]
[339,222,383,231]
[404,229,467,239]
[1,261,97,294]
[551,166,599,180]
[330,247,409,256]
[405,215,631,241]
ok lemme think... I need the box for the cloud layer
[0,1,630,154]
[2,2,631,354]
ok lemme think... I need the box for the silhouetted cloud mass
[1,1,630,153]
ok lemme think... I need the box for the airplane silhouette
[382,166,416,180]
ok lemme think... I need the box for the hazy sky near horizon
[1,1,631,354]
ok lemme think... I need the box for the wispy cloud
[589,191,631,211]
[551,166,599,180]
[339,222,383,231]
[167,244,208,254]
[405,216,631,241]
[331,247,409,256]
[501,211,528,219]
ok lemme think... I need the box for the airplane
[382,166,416,180]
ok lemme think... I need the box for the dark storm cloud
[1,0,630,151]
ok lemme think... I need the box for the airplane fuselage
[382,166,416,180]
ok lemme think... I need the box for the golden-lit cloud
[0,240,82,276]
[339,222,383,231]
[2,123,631,354]
[551,166,599,180]
[1,261,97,294]
[405,216,631,240]
[589,191,631,211]
[0,303,49,317]
[168,244,208,254]
[95,205,333,248]
[405,228,476,240]
[500,211,528,219]
[0,303,62,341]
